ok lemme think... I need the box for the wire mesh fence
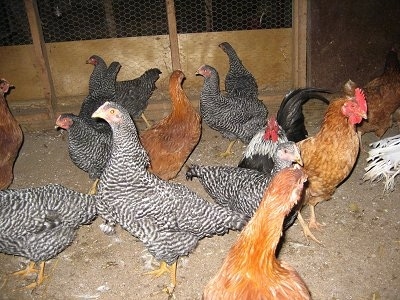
[0,0,292,46]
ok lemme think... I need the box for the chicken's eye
[110,109,115,114]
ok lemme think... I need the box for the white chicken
[363,134,400,192]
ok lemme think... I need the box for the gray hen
[91,101,247,294]
[186,142,303,229]
[219,41,258,98]
[196,64,268,157]
[0,184,96,288]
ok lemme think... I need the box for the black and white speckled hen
[0,184,96,288]
[186,141,303,229]
[238,87,330,174]
[86,54,162,127]
[86,54,108,94]
[196,64,268,157]
[218,41,258,98]
[91,101,247,295]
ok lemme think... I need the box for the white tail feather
[363,134,400,193]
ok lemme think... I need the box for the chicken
[0,78,23,189]
[357,47,400,138]
[86,54,162,127]
[203,166,311,300]
[296,87,368,244]
[91,101,247,295]
[139,70,201,180]
[238,88,330,174]
[196,64,268,157]
[86,54,108,94]
[0,184,96,288]
[363,133,400,192]
[186,142,303,230]
[218,41,258,98]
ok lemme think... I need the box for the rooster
[296,87,368,244]
[203,166,311,300]
[140,70,201,180]
[363,133,400,193]
[357,47,400,138]
[218,41,258,98]
[0,78,23,189]
[196,64,268,157]
[238,88,330,174]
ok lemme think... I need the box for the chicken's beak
[294,154,303,167]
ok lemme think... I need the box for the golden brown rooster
[0,79,23,189]
[140,69,201,180]
[203,166,310,300]
[296,87,368,244]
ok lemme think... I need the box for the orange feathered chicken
[296,87,368,244]
[358,47,400,138]
[203,166,311,300]
[140,70,201,180]
[0,79,23,189]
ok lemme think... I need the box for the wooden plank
[292,0,307,87]
[165,0,181,70]
[24,0,56,118]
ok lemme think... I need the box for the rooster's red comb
[354,88,367,113]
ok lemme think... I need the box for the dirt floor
[0,99,399,300]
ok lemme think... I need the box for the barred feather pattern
[186,142,301,229]
[219,42,258,98]
[0,184,96,262]
[87,55,108,95]
[57,114,112,179]
[363,134,400,192]
[198,65,268,144]
[94,102,248,265]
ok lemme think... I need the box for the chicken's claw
[297,212,324,245]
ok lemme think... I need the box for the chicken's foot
[145,260,177,296]
[13,261,47,289]
[220,140,236,158]
[297,212,323,245]
[308,205,326,230]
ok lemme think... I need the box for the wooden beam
[165,0,181,70]
[24,0,56,118]
[292,0,307,87]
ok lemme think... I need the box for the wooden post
[292,0,307,87]
[165,0,181,70]
[24,0,56,118]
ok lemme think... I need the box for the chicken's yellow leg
[141,113,152,128]
[297,212,323,245]
[24,262,46,289]
[220,140,236,158]
[12,261,38,277]
[308,205,326,230]
[145,261,177,295]
[88,178,99,195]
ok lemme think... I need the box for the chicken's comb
[354,87,367,113]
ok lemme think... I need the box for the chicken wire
[0,0,292,46]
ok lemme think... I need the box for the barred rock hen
[218,41,258,98]
[203,166,311,300]
[140,70,201,180]
[0,184,96,288]
[358,47,400,138]
[196,64,268,157]
[92,101,247,295]
[238,87,330,174]
[297,87,367,244]
[86,54,161,127]
[363,133,400,192]
[186,142,302,229]
[0,78,23,189]
[86,54,108,94]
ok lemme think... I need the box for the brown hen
[358,47,400,138]
[140,70,201,180]
[203,166,310,300]
[296,87,367,244]
[0,79,23,189]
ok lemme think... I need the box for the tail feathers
[276,88,331,142]
[363,134,400,192]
